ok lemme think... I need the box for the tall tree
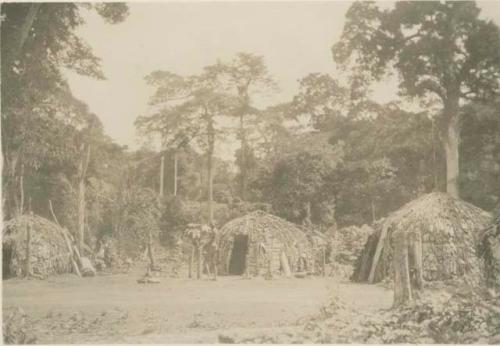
[333,1,500,197]
[1,3,128,219]
[258,132,344,225]
[136,68,236,223]
[216,52,276,200]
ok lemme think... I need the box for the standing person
[204,223,219,280]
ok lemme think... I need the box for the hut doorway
[228,234,249,275]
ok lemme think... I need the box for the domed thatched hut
[352,193,492,284]
[217,210,313,276]
[3,215,72,278]
[479,212,500,286]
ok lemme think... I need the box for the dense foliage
[2,1,499,259]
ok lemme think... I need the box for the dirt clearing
[2,271,391,344]
[3,274,390,344]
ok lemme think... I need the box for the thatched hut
[217,210,313,276]
[479,213,500,286]
[3,215,71,278]
[352,193,492,284]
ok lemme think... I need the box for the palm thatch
[352,193,492,284]
[3,215,72,278]
[217,210,313,276]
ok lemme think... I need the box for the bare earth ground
[2,269,393,344]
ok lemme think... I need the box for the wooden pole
[188,246,194,278]
[322,248,326,277]
[24,213,32,278]
[213,250,218,281]
[159,154,164,197]
[255,243,260,276]
[393,231,412,307]
[368,222,389,283]
[147,228,155,270]
[409,231,424,291]
[196,243,202,280]
[280,251,292,277]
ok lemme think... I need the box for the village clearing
[2,269,392,344]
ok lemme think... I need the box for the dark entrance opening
[3,242,13,279]
[228,234,249,275]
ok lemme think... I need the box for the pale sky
[65,1,500,157]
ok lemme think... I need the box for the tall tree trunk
[173,150,178,196]
[370,198,376,223]
[159,154,164,197]
[207,122,215,224]
[237,85,251,201]
[431,118,439,191]
[8,3,41,66]
[443,104,460,198]
[77,144,91,254]
[303,201,312,227]
[18,163,24,216]
[239,112,247,201]
[6,152,21,219]
[77,178,85,254]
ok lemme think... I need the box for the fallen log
[79,257,96,277]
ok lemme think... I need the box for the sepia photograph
[1,0,500,344]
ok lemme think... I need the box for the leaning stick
[49,199,81,277]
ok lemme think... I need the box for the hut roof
[218,211,317,276]
[384,192,491,238]
[479,211,500,285]
[3,215,71,277]
[219,210,310,247]
[352,192,492,283]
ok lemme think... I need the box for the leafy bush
[113,187,161,259]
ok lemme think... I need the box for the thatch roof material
[3,215,72,278]
[218,210,313,276]
[352,193,492,284]
[479,213,500,286]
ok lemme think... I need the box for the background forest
[2,1,500,259]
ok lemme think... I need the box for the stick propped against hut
[217,210,313,277]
